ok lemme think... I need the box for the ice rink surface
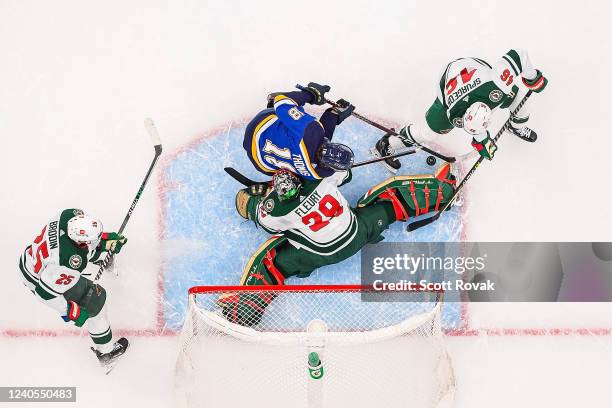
[1,0,611,407]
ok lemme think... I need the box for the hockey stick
[295,84,456,163]
[224,167,262,187]
[93,118,163,282]
[225,145,418,188]
[352,148,416,168]
[406,91,533,232]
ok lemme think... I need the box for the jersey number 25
[30,225,50,274]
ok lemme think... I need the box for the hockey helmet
[317,138,354,171]
[463,102,492,136]
[67,215,103,247]
[272,170,302,201]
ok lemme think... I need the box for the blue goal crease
[160,118,464,330]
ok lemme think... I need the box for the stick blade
[144,118,162,147]
[406,213,441,232]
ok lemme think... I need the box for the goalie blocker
[223,164,456,326]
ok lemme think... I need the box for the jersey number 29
[301,195,343,232]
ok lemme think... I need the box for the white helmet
[463,102,492,136]
[67,215,103,245]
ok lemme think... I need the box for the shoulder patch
[263,199,275,213]
[73,209,84,216]
[68,254,82,269]
[489,90,503,103]
[452,117,464,128]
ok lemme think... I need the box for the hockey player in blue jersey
[243,82,355,180]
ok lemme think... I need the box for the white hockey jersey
[19,209,104,307]
[255,171,356,256]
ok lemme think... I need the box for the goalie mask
[317,138,354,171]
[463,102,492,136]
[67,215,103,248]
[272,170,302,201]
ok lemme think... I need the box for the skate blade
[103,361,118,375]
[94,347,129,375]
[102,350,127,375]
[369,147,398,174]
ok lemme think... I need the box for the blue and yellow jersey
[243,92,337,180]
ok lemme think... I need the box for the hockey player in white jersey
[19,208,129,372]
[374,49,548,172]
[224,165,457,326]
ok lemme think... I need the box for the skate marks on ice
[159,116,465,330]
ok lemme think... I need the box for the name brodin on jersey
[48,220,59,250]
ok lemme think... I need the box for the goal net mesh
[175,285,455,408]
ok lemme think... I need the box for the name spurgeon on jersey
[447,77,482,106]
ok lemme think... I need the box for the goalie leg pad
[239,236,288,286]
[357,163,456,218]
[218,236,288,327]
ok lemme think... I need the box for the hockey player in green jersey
[374,49,548,172]
[220,165,456,326]
[19,208,129,372]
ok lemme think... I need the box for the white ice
[1,0,611,407]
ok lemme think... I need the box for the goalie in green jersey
[220,164,457,326]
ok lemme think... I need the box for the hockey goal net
[175,285,455,408]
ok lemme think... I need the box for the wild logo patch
[69,254,82,269]
[452,117,464,128]
[263,199,275,213]
[489,90,503,103]
[73,209,84,216]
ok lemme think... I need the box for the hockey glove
[100,232,128,254]
[303,82,331,105]
[522,70,547,93]
[331,99,355,124]
[471,135,497,160]
[235,189,263,220]
[266,92,282,108]
[249,182,270,197]
[62,301,89,327]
